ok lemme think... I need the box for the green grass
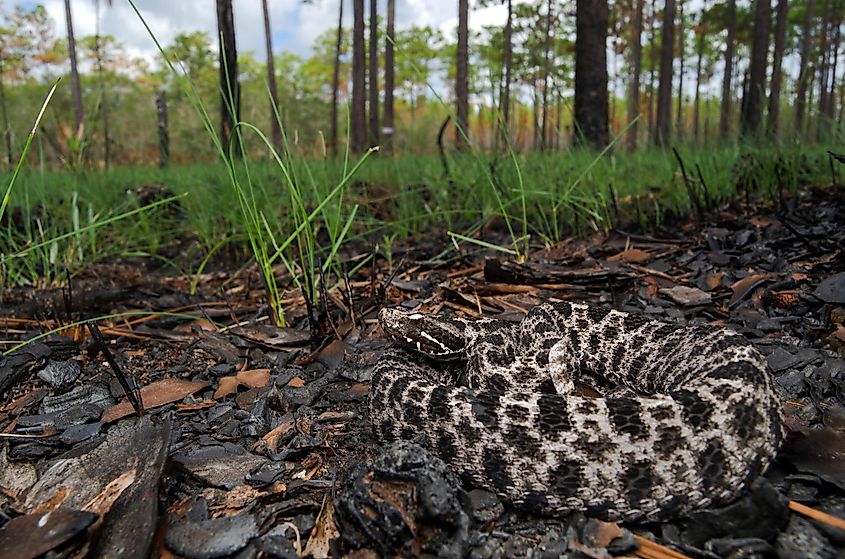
[0,141,837,296]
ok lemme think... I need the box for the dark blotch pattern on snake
[369,301,783,522]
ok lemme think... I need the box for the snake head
[379,307,469,359]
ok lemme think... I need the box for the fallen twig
[633,534,692,559]
[789,500,845,531]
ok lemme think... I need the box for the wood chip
[101,379,210,423]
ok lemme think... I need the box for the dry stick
[789,500,845,531]
[633,534,693,559]
[86,322,144,417]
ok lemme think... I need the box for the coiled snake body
[369,302,783,522]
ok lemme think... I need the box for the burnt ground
[1,185,844,559]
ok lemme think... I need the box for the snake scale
[369,301,783,522]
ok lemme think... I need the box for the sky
[17,0,510,65]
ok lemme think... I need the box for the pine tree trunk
[368,0,379,147]
[692,10,705,143]
[351,0,366,152]
[817,0,831,136]
[626,0,644,150]
[675,0,685,141]
[94,1,110,168]
[456,0,470,148]
[262,0,282,153]
[718,0,737,139]
[330,0,344,155]
[64,0,84,137]
[217,0,240,156]
[647,0,658,139]
[0,69,12,167]
[502,0,514,134]
[741,0,770,137]
[574,0,609,148]
[540,0,553,152]
[654,0,675,145]
[827,19,840,119]
[767,0,788,139]
[795,0,816,133]
[155,91,169,168]
[384,0,395,154]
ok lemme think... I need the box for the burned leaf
[608,248,652,264]
[729,273,775,307]
[165,513,259,559]
[783,427,845,490]
[815,272,845,304]
[102,379,209,423]
[287,376,307,388]
[0,509,98,559]
[659,285,712,307]
[303,493,340,559]
[82,469,137,516]
[212,368,271,399]
[230,324,311,349]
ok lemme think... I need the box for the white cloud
[22,0,509,69]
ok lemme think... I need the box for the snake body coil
[369,302,782,522]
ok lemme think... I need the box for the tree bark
[368,0,379,147]
[216,0,240,156]
[261,0,282,153]
[351,0,366,152]
[64,0,84,137]
[692,10,705,142]
[540,0,554,151]
[653,0,675,145]
[675,0,685,141]
[626,0,644,150]
[456,0,470,148]
[767,0,788,139]
[0,69,12,167]
[330,0,344,155]
[740,0,770,137]
[827,16,840,119]
[384,0,395,154]
[718,0,737,139]
[817,0,831,133]
[574,0,609,149]
[156,91,169,168]
[502,0,514,135]
[647,0,658,139]
[94,0,110,168]
[795,0,816,133]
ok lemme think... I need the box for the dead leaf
[702,272,724,291]
[0,509,98,559]
[101,379,210,423]
[828,326,845,354]
[252,420,294,454]
[287,376,306,388]
[176,400,217,412]
[660,285,712,306]
[303,494,340,559]
[213,368,271,399]
[729,273,775,307]
[608,248,652,264]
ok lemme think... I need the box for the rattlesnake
[369,301,783,522]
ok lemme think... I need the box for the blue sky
[15,0,508,64]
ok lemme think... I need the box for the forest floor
[1,180,845,558]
